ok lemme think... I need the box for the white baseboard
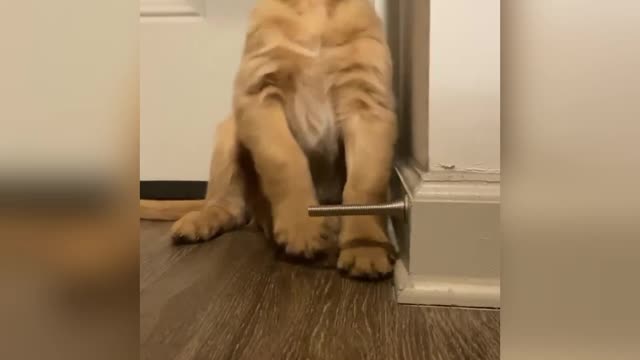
[390,163,500,308]
[393,259,500,309]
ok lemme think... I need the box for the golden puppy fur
[143,0,397,278]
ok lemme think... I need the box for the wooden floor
[141,221,499,360]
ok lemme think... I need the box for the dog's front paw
[170,207,234,244]
[337,242,396,279]
[273,215,333,259]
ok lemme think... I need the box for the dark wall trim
[140,181,207,200]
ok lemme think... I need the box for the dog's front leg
[235,97,331,258]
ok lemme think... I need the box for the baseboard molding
[390,163,501,308]
[140,181,207,200]
[393,259,500,309]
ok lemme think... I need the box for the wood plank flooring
[140,220,499,360]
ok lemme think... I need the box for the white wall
[428,0,500,173]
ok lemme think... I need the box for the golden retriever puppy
[145,0,396,278]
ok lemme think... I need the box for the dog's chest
[284,59,338,159]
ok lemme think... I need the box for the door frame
[386,0,501,309]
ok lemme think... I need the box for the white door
[140,0,385,182]
[140,0,255,181]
